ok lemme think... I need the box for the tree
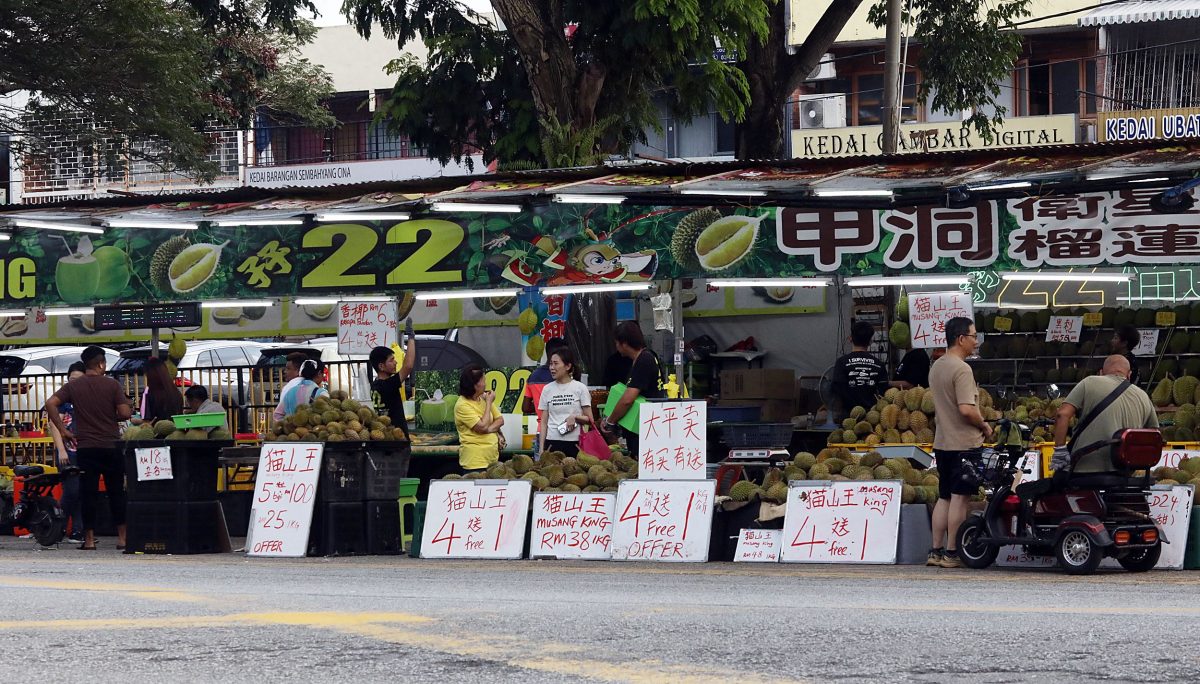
[737,0,1030,159]
[1,0,333,181]
[344,0,772,168]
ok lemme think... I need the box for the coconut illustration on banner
[54,236,100,304]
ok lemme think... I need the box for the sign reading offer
[530,492,614,560]
[780,481,903,563]
[247,442,323,557]
[134,446,173,481]
[612,479,715,562]
[637,401,707,479]
[909,291,973,349]
[337,300,397,355]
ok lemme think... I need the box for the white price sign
[637,401,707,480]
[1045,316,1083,343]
[421,479,532,559]
[734,528,782,562]
[908,292,974,349]
[612,479,715,562]
[1133,329,1159,356]
[247,442,323,557]
[780,481,903,563]
[134,447,173,481]
[337,300,398,355]
[529,492,614,560]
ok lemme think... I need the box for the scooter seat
[13,465,44,476]
[1064,473,1146,490]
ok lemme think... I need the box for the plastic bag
[579,426,611,461]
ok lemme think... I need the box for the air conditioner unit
[1081,122,1097,143]
[797,94,847,129]
[805,53,836,81]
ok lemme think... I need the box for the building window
[853,73,918,126]
[1016,58,1096,116]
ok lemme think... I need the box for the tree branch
[784,0,865,94]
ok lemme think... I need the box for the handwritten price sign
[337,300,397,355]
[1045,316,1083,343]
[638,401,707,480]
[612,479,715,562]
[1133,329,1160,356]
[530,492,614,560]
[420,479,532,559]
[247,442,324,557]
[734,528,782,563]
[134,447,173,481]
[780,481,903,563]
[909,292,973,349]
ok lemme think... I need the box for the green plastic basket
[171,412,226,429]
[397,477,420,498]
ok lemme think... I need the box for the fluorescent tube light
[0,310,25,318]
[0,234,9,241]
[813,189,894,198]
[45,307,94,316]
[212,218,305,226]
[845,275,971,287]
[12,219,104,234]
[1086,174,1170,184]
[552,194,626,204]
[293,298,340,306]
[541,282,655,296]
[974,303,1050,310]
[315,212,411,222]
[708,278,832,288]
[430,202,522,213]
[1000,272,1133,283]
[104,220,198,230]
[201,300,275,308]
[967,181,1032,191]
[415,288,520,301]
[678,189,768,197]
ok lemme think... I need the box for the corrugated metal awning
[1080,0,1200,26]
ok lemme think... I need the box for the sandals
[78,544,97,551]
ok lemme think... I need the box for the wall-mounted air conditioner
[797,94,847,129]
[805,53,837,81]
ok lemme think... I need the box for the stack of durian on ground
[122,419,232,441]
[1152,457,1200,486]
[727,449,940,506]
[264,390,406,442]
[444,446,636,493]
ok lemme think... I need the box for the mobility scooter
[956,420,1164,575]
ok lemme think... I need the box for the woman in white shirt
[537,348,592,457]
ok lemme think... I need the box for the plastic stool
[713,463,745,496]
[397,496,418,550]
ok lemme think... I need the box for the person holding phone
[537,348,592,457]
[454,364,504,473]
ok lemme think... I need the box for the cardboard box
[758,399,796,422]
[720,369,796,400]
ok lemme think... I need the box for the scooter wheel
[1056,529,1102,575]
[29,496,66,548]
[956,516,998,569]
[1117,542,1162,572]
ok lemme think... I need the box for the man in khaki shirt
[927,317,992,568]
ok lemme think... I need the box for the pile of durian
[265,390,406,441]
[445,446,635,493]
[727,449,940,505]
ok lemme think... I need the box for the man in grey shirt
[1053,355,1158,473]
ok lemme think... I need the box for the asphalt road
[1,538,1198,683]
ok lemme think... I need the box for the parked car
[0,346,119,423]
[252,339,371,407]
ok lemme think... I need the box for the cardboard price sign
[529,492,614,560]
[908,292,973,349]
[638,401,707,479]
[993,316,1013,332]
[780,481,903,563]
[1045,316,1083,343]
[247,442,323,557]
[421,479,532,559]
[1133,329,1159,356]
[734,529,782,562]
[1157,311,1177,326]
[612,479,715,562]
[134,447,173,481]
[337,300,397,355]
[1082,312,1103,327]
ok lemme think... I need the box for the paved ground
[1,537,1198,683]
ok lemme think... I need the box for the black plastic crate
[218,490,253,538]
[718,423,794,448]
[316,443,365,503]
[123,441,227,502]
[364,500,403,555]
[308,501,365,557]
[125,501,224,554]
[362,442,411,500]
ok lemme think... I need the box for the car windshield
[0,356,29,376]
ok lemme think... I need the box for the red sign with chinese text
[420,479,532,559]
[780,481,902,564]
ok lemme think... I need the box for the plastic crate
[396,477,420,498]
[708,405,762,423]
[362,442,411,500]
[317,443,365,502]
[719,422,793,448]
[124,441,224,502]
[308,501,366,557]
[125,501,224,554]
[365,500,403,555]
[171,413,226,429]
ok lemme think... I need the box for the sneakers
[938,550,963,568]
[926,549,943,566]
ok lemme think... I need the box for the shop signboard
[337,300,397,354]
[734,528,783,562]
[611,479,715,562]
[1098,107,1200,143]
[637,401,707,480]
[780,480,903,564]
[529,491,614,560]
[134,446,173,481]
[246,442,323,557]
[908,291,973,349]
[420,479,532,559]
[1045,316,1082,343]
[790,115,1076,159]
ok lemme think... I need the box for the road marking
[1,611,430,630]
[0,576,210,603]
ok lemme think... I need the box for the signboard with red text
[909,291,973,349]
[420,479,532,559]
[1045,316,1083,343]
[134,446,173,481]
[337,300,397,355]
[780,481,903,563]
[611,479,715,562]
[1153,449,1200,470]
[529,492,614,560]
[734,529,783,562]
[247,442,324,557]
[637,401,707,480]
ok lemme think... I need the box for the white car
[0,346,119,425]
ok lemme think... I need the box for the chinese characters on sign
[734,529,783,563]
[337,300,397,355]
[530,492,614,560]
[247,442,324,557]
[1045,316,1083,343]
[908,292,974,349]
[134,447,173,481]
[611,480,716,562]
[637,401,707,480]
[780,481,903,564]
[420,479,532,559]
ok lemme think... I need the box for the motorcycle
[956,419,1164,575]
[0,464,79,547]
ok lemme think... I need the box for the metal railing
[252,120,427,167]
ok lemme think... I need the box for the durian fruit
[909,411,929,433]
[842,417,857,430]
[150,236,190,291]
[898,409,911,431]
[884,387,901,403]
[824,457,846,475]
[901,484,917,504]
[184,428,208,440]
[864,434,882,446]
[671,208,720,270]
[865,409,881,426]
[808,463,831,480]
[881,404,900,429]
[896,293,909,323]
[1152,378,1174,407]
[901,430,917,444]
[850,405,866,420]
[764,482,790,503]
[889,322,911,350]
[210,427,232,440]
[153,420,176,438]
[842,430,857,443]
[883,428,902,443]
[854,421,873,437]
[793,452,816,470]
[904,387,923,411]
[728,480,758,502]
[920,392,935,415]
[859,451,883,468]
[915,428,934,444]
[1174,376,1198,407]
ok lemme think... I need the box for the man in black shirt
[601,321,663,458]
[832,320,888,419]
[894,348,931,389]
[1111,325,1142,388]
[368,319,416,440]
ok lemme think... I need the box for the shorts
[935,449,982,499]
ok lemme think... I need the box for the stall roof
[1079,0,1200,26]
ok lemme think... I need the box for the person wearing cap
[45,345,132,551]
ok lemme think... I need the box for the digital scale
[727,447,790,461]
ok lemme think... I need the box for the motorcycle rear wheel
[1117,542,1162,572]
[957,516,998,569]
[29,496,66,547]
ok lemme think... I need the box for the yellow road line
[0,576,210,603]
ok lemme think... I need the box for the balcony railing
[252,120,427,167]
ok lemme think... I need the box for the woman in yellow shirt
[454,364,504,472]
